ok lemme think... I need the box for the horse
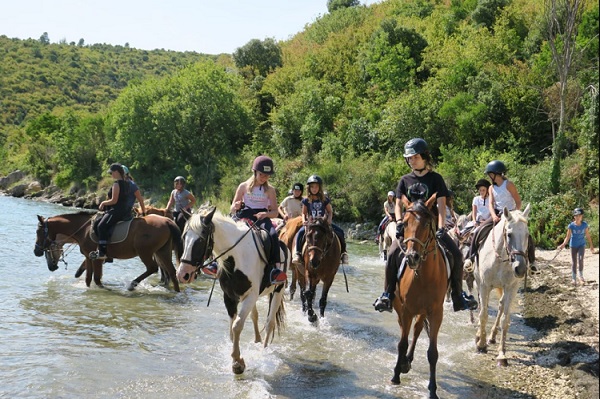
[447,213,477,323]
[278,215,304,300]
[34,212,182,292]
[379,220,397,262]
[295,216,341,323]
[389,195,448,399]
[474,204,531,367]
[135,205,174,219]
[176,205,287,375]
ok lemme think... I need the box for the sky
[1,0,381,54]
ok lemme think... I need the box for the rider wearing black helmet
[292,175,349,265]
[373,138,478,313]
[278,182,304,221]
[203,155,287,285]
[166,175,196,233]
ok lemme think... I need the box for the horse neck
[52,214,91,244]
[211,217,250,255]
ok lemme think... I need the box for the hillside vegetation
[0,0,598,248]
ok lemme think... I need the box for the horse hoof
[400,363,411,374]
[308,313,318,323]
[497,358,508,367]
[127,281,139,291]
[477,347,488,354]
[488,338,496,345]
[390,377,400,385]
[232,358,246,374]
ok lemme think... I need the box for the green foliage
[327,0,360,14]
[232,38,282,77]
[529,192,578,249]
[471,0,509,29]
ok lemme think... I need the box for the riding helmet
[475,179,491,189]
[122,165,130,175]
[107,163,124,175]
[573,208,584,216]
[252,155,275,175]
[484,160,507,175]
[387,191,395,197]
[292,182,304,192]
[174,176,186,184]
[403,138,429,158]
[307,175,323,185]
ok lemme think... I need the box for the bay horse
[176,205,287,375]
[474,204,531,367]
[296,216,341,323]
[135,205,174,219]
[34,212,182,292]
[278,215,303,300]
[389,195,448,399]
[379,220,396,262]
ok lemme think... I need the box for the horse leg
[289,264,297,300]
[128,252,159,291]
[496,287,517,367]
[392,312,413,384]
[230,293,258,374]
[318,280,333,318]
[407,314,425,363]
[92,259,104,288]
[488,288,504,345]
[155,244,180,292]
[426,313,443,399]
[476,286,490,353]
[304,284,317,323]
[466,272,476,324]
[75,260,86,278]
[251,304,262,344]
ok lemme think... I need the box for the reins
[399,208,437,264]
[36,217,91,269]
[491,216,528,263]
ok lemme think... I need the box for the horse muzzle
[176,261,197,284]
[406,252,422,270]
[512,258,527,278]
[34,245,44,257]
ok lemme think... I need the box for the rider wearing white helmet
[375,191,396,244]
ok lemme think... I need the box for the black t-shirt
[396,171,448,213]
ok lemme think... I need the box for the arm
[186,192,196,208]
[437,196,446,230]
[488,189,500,223]
[278,198,288,220]
[165,191,175,211]
[256,186,279,220]
[584,227,596,252]
[134,190,146,214]
[325,203,333,224]
[507,180,522,210]
[99,183,119,210]
[230,183,245,214]
[395,197,403,222]
[558,229,572,250]
[301,203,309,225]
[471,203,478,224]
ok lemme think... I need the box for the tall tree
[327,0,360,13]
[545,0,587,194]
[232,38,282,77]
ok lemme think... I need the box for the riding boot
[89,243,108,260]
[373,244,400,312]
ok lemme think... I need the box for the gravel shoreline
[471,249,599,399]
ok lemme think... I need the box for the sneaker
[341,252,349,264]
[105,257,114,263]
[89,250,107,260]
[578,276,586,285]
[292,252,302,264]
[202,261,218,276]
[463,258,474,273]
[454,292,478,312]
[270,268,287,285]
[373,293,392,313]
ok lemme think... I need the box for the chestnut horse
[296,216,341,323]
[389,196,448,399]
[278,216,303,299]
[176,205,287,375]
[34,212,181,292]
[135,205,174,219]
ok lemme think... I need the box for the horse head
[502,204,531,278]
[177,205,216,283]
[34,215,61,271]
[402,195,437,270]
[305,217,333,269]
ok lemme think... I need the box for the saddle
[237,217,287,267]
[90,212,134,244]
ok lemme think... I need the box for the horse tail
[265,291,286,344]
[167,219,182,259]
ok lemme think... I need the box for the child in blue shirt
[557,208,596,285]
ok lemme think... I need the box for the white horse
[176,205,288,374]
[474,204,531,366]
[379,220,396,262]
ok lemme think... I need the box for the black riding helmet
[292,182,304,192]
[403,138,429,158]
[573,208,584,216]
[252,155,275,175]
[307,175,323,185]
[475,179,491,189]
[484,160,507,175]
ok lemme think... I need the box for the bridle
[305,218,334,264]
[35,217,90,269]
[492,218,528,264]
[400,205,437,269]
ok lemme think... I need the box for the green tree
[327,0,360,13]
[232,38,282,77]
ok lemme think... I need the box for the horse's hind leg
[129,253,159,291]
[251,304,262,344]
[318,279,334,318]
[155,245,180,292]
[92,259,104,288]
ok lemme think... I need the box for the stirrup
[202,262,218,276]
[89,250,107,261]
[463,258,474,273]
[373,294,392,313]
[270,268,287,285]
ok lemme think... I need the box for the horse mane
[187,205,246,236]
[410,199,434,219]
[509,209,529,223]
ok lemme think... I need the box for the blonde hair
[245,172,271,193]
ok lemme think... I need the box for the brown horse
[296,217,341,323]
[34,212,181,292]
[389,196,448,399]
[278,216,303,299]
[134,205,174,219]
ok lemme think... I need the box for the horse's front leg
[488,288,505,345]
[91,259,104,288]
[392,311,412,384]
[251,304,261,344]
[407,314,425,363]
[476,286,490,353]
[318,278,334,318]
[304,282,317,323]
[426,313,443,399]
[289,263,297,300]
[496,287,517,367]
[230,293,257,374]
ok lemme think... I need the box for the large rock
[0,170,25,190]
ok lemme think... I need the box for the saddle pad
[90,219,133,244]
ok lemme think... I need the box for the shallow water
[0,195,537,398]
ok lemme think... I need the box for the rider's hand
[435,228,445,240]
[395,223,404,239]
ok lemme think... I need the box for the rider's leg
[293,226,306,263]
[260,220,286,285]
[90,213,113,260]
[332,223,349,264]
[439,231,478,311]
[373,240,401,312]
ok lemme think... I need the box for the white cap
[387,191,395,197]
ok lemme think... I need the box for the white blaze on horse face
[177,229,202,283]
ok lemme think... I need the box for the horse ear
[503,207,510,219]
[426,193,437,209]
[522,203,531,218]
[206,206,217,222]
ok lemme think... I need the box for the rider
[373,138,478,313]
[278,182,304,221]
[292,175,349,265]
[463,160,535,272]
[165,176,196,233]
[90,163,131,260]
[444,189,459,230]
[203,155,286,285]
[471,178,492,226]
[375,191,396,244]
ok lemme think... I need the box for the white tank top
[243,185,271,210]
[492,180,516,212]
